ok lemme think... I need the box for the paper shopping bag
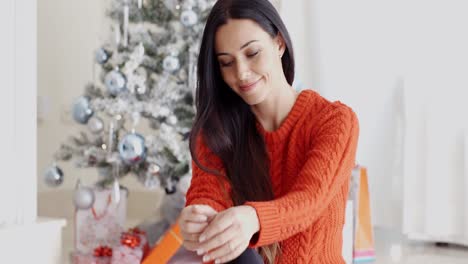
[350,165,375,263]
[74,187,127,254]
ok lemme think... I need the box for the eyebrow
[216,40,259,56]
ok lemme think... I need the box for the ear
[274,33,286,58]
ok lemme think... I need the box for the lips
[239,78,261,92]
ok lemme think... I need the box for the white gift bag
[74,187,127,253]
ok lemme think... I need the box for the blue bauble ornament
[105,69,127,96]
[72,96,93,124]
[118,133,147,165]
[95,48,111,64]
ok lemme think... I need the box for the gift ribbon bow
[93,245,113,257]
[121,232,141,248]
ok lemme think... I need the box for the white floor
[373,227,468,264]
[59,222,468,263]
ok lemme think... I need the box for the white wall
[279,1,318,91]
[0,0,37,225]
[282,0,468,230]
[309,0,404,229]
[281,0,404,228]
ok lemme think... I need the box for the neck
[251,81,298,132]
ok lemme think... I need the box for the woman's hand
[196,205,260,263]
[179,205,218,251]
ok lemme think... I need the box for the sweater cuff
[244,201,281,247]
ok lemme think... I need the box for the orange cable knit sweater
[186,89,360,263]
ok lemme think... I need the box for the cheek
[254,54,275,79]
[220,69,236,86]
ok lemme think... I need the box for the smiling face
[215,19,286,105]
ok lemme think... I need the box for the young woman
[179,0,359,263]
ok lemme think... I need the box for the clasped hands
[179,205,260,263]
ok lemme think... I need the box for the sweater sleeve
[185,136,233,213]
[245,105,359,247]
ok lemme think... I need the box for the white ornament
[180,9,198,27]
[73,186,95,210]
[131,112,141,127]
[163,55,180,72]
[87,116,104,134]
[168,115,178,125]
[135,42,145,58]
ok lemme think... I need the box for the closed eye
[247,51,259,58]
[220,61,233,67]
[219,50,260,67]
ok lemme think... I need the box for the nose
[236,60,251,81]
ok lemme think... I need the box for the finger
[180,206,207,224]
[211,242,247,264]
[183,240,202,251]
[180,221,209,234]
[192,204,218,219]
[181,231,202,242]
[186,213,209,223]
[196,225,238,255]
[182,206,210,223]
[202,236,242,262]
[199,214,233,243]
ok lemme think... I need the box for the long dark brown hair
[189,0,295,262]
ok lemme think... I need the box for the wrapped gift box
[70,249,112,264]
[111,244,143,264]
[111,228,149,264]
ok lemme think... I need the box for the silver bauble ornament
[95,48,110,64]
[163,56,180,72]
[73,186,95,210]
[118,133,147,165]
[87,116,104,134]
[105,69,127,96]
[180,9,198,26]
[72,96,94,124]
[44,165,64,187]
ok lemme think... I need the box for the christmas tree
[44,0,215,195]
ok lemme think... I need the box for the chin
[242,89,269,106]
